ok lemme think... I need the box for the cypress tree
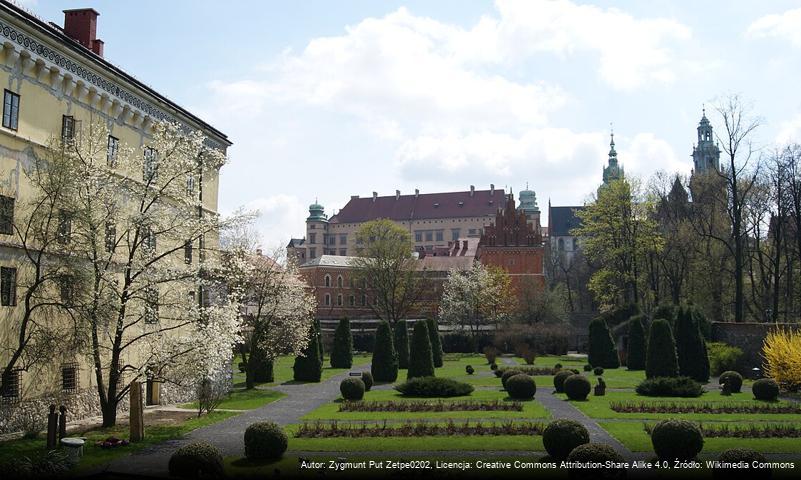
[588,318,620,368]
[330,318,353,369]
[315,318,324,364]
[394,320,410,369]
[371,321,398,382]
[653,304,678,330]
[427,318,444,368]
[645,319,679,378]
[408,320,435,379]
[248,324,274,386]
[626,314,647,371]
[293,323,323,382]
[674,306,710,382]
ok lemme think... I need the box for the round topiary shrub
[554,363,563,370]
[713,449,771,480]
[583,364,593,372]
[361,371,374,391]
[650,419,703,460]
[501,369,523,390]
[565,443,625,480]
[718,371,743,393]
[593,367,604,376]
[465,365,474,375]
[505,374,536,400]
[244,422,288,460]
[542,419,590,460]
[554,370,574,393]
[168,441,224,478]
[490,362,498,371]
[340,377,366,401]
[752,378,779,401]
[564,374,592,401]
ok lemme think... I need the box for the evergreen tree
[645,319,679,378]
[371,321,398,382]
[427,318,444,368]
[588,318,620,368]
[674,306,710,382]
[330,318,353,369]
[408,320,435,379]
[248,324,274,385]
[315,318,324,364]
[653,304,678,329]
[394,320,410,369]
[626,314,647,371]
[293,323,322,382]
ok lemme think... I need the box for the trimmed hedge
[542,419,590,460]
[718,371,743,393]
[675,306,710,382]
[564,375,592,401]
[636,376,704,397]
[408,321,435,379]
[361,371,374,391]
[371,321,398,382]
[395,377,474,397]
[650,419,704,460]
[565,443,625,480]
[427,318,444,368]
[646,319,679,379]
[244,422,288,460]
[394,320,410,370]
[293,323,322,382]
[627,314,647,371]
[505,374,536,400]
[168,441,224,478]
[554,370,574,393]
[340,377,366,401]
[588,318,619,369]
[330,318,354,369]
[501,369,523,390]
[752,378,779,401]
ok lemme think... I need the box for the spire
[608,124,617,165]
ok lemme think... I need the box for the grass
[180,387,285,410]
[232,354,372,388]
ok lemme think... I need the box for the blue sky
[21,0,801,248]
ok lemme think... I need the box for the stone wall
[710,322,801,372]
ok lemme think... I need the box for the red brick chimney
[63,8,103,57]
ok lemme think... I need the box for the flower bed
[296,420,545,438]
[338,400,523,412]
[644,422,801,438]
[612,401,801,414]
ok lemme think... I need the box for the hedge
[394,320,410,370]
[330,318,353,369]
[588,318,619,369]
[674,306,709,382]
[427,318,444,368]
[371,321,398,382]
[293,322,322,382]
[646,319,679,379]
[408,320,435,379]
[627,314,647,371]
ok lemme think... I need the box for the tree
[394,320,410,369]
[626,314,647,371]
[371,321,398,382]
[587,319,619,369]
[674,306,710,382]
[293,321,322,382]
[408,320,434,379]
[350,219,426,325]
[330,318,353,369]
[646,319,679,378]
[427,318,444,368]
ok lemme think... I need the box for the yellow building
[0,3,230,434]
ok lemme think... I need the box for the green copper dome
[307,202,328,222]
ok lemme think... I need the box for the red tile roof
[330,189,506,223]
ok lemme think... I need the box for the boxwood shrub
[505,374,536,400]
[636,376,703,397]
[542,419,590,460]
[244,422,288,460]
[361,371,374,391]
[168,442,224,479]
[553,370,574,393]
[395,377,474,397]
[718,371,743,393]
[565,443,625,480]
[593,367,604,376]
[650,419,703,460]
[340,377,365,401]
[752,378,779,401]
[501,369,523,390]
[564,374,592,401]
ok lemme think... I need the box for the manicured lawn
[181,387,285,411]
[233,354,372,388]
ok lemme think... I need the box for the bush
[394,320,410,370]
[340,377,365,401]
[371,321,398,382]
[646,319,679,379]
[330,318,354,369]
[588,318,619,369]
[583,364,593,372]
[519,347,536,365]
[565,443,625,480]
[636,376,704,397]
[427,318,444,368]
[593,367,604,376]
[465,365,474,375]
[501,369,523,389]
[395,377,474,397]
[490,362,498,371]
[718,371,743,393]
[714,449,771,480]
[484,346,500,364]
[542,419,590,460]
[598,303,641,327]
[244,422,288,460]
[674,306,710,382]
[293,322,322,382]
[762,327,801,391]
[505,374,536,399]
[707,342,743,376]
[554,370,574,393]
[564,374,592,401]
[554,363,563,370]
[650,419,703,460]
[752,378,779,401]
[652,303,677,325]
[168,442,225,479]
[627,314,647,371]
[250,341,274,383]
[441,331,493,353]
[493,323,570,355]
[408,321,435,379]
[361,371,374,391]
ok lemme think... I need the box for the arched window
[337,294,343,306]
[337,275,343,288]
[360,294,367,306]
[324,274,331,287]
[324,294,331,306]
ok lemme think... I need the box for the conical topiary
[315,318,324,364]
[371,321,398,382]
[394,320,410,369]
[645,319,679,379]
[427,318,444,368]
[330,318,353,369]
[626,314,647,371]
[408,320,435,379]
[588,318,619,369]
[674,306,710,382]
[293,322,322,382]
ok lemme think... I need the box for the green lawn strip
[301,388,549,421]
[180,388,285,410]
[0,411,238,472]
[566,390,801,421]
[600,421,801,453]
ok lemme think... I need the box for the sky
[17,0,801,250]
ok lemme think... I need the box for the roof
[287,238,305,248]
[549,206,585,237]
[299,255,359,268]
[298,254,473,273]
[330,189,505,224]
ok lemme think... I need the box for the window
[0,195,13,235]
[339,248,346,256]
[337,294,343,306]
[425,231,433,242]
[337,275,343,288]
[468,228,477,235]
[184,240,193,264]
[349,295,355,306]
[451,229,460,241]
[309,233,316,244]
[324,294,331,306]
[309,247,316,259]
[3,90,19,130]
[339,234,347,245]
[1,267,16,306]
[435,230,444,242]
[143,147,158,182]
[61,115,75,141]
[57,210,71,244]
[415,231,422,242]
[186,174,196,197]
[144,287,159,324]
[105,221,116,253]
[360,294,367,306]
[324,274,331,287]
[61,364,78,393]
[1,369,19,399]
[107,136,119,167]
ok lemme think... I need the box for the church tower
[691,108,721,174]
[599,129,624,195]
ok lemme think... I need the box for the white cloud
[776,114,801,145]
[230,194,308,251]
[747,8,801,48]
[625,133,687,178]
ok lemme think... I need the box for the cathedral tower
[692,108,721,174]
